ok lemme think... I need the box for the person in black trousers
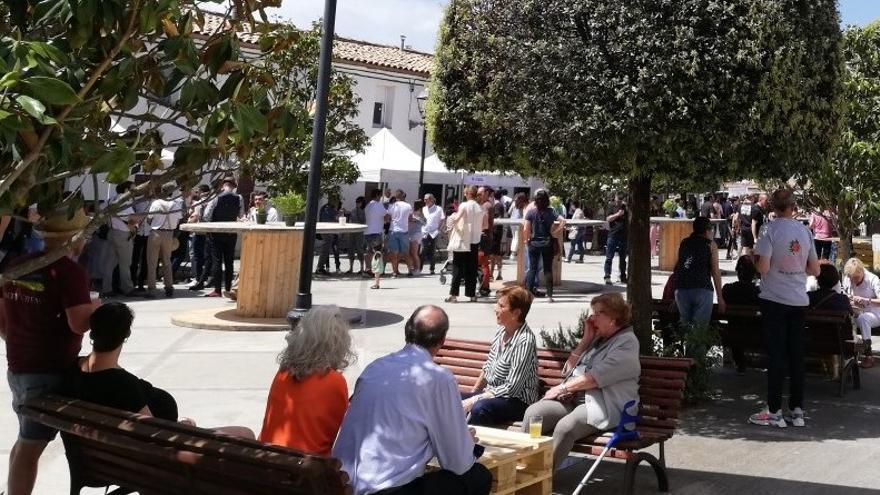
[202,178,243,298]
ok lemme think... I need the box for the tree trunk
[627,173,654,354]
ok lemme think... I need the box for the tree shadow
[346,308,405,329]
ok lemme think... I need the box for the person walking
[145,183,183,298]
[524,190,565,302]
[100,181,139,298]
[1,208,100,495]
[748,189,819,428]
[420,194,445,275]
[604,192,628,285]
[203,178,244,298]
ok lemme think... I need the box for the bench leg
[623,452,670,495]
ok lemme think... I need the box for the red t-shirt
[259,369,349,456]
[3,253,91,373]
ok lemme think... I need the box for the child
[370,242,385,289]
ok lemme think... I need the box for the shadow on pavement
[348,308,405,329]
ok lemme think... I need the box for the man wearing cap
[0,207,100,495]
[203,178,244,298]
[146,183,183,298]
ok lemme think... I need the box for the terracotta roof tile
[196,11,433,76]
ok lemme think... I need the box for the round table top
[180,221,367,235]
[650,216,727,224]
[494,218,607,227]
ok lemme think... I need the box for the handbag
[568,228,577,241]
[447,214,470,252]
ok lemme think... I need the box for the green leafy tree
[243,25,367,198]
[0,1,304,281]
[790,22,880,263]
[428,0,843,349]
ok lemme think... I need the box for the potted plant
[662,198,678,218]
[254,204,268,225]
[274,192,306,226]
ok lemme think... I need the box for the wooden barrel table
[176,221,366,329]
[652,217,728,271]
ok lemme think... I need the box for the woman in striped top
[462,286,539,425]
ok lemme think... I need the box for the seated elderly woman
[462,286,539,426]
[842,258,880,368]
[77,302,253,437]
[521,293,640,469]
[259,305,354,456]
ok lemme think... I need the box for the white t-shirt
[248,206,279,222]
[148,199,183,231]
[754,218,817,307]
[111,206,135,232]
[459,200,483,244]
[365,200,386,235]
[388,201,413,233]
[843,269,880,315]
[422,204,446,239]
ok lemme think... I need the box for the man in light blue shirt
[332,305,492,495]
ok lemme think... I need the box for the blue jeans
[674,288,714,325]
[604,234,627,279]
[567,230,585,261]
[760,299,806,412]
[8,371,74,440]
[461,392,529,426]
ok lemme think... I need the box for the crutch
[572,399,641,495]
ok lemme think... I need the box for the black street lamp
[416,88,429,197]
[288,0,338,324]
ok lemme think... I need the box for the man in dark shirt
[808,264,852,312]
[722,256,761,374]
[604,192,629,285]
[752,193,768,242]
[203,178,244,298]
[317,198,341,275]
[699,194,714,218]
[0,208,99,495]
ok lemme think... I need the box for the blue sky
[267,1,880,53]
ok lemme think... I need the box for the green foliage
[662,198,677,215]
[790,22,880,262]
[429,0,843,348]
[243,25,367,198]
[0,1,327,280]
[539,310,588,349]
[654,322,722,404]
[273,191,306,216]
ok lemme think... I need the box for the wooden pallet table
[431,427,552,495]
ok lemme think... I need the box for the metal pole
[289,0,338,323]
[417,126,427,197]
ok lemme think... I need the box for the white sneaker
[790,407,805,427]
[749,409,787,428]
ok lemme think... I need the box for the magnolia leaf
[22,76,80,106]
[92,146,135,177]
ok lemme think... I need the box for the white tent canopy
[354,128,538,188]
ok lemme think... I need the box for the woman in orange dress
[259,305,355,456]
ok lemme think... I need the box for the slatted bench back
[436,338,692,449]
[20,395,351,495]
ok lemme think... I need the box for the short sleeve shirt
[365,201,387,235]
[525,208,559,241]
[754,218,817,307]
[607,203,628,237]
[388,201,413,233]
[2,253,91,373]
[78,368,150,413]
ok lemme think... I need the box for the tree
[429,0,843,349]
[791,22,880,264]
[243,25,367,198]
[0,1,312,281]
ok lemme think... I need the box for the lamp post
[416,88,429,197]
[288,0,338,324]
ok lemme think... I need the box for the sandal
[370,284,380,290]
[444,296,458,303]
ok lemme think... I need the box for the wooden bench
[19,395,351,495]
[435,338,692,495]
[650,298,860,396]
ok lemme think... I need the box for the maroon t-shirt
[3,253,91,373]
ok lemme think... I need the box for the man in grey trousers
[100,181,139,298]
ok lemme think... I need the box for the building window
[372,102,384,128]
[372,86,394,128]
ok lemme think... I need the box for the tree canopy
[792,21,880,262]
[428,0,843,346]
[243,24,367,198]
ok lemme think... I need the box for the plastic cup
[339,217,347,225]
[529,415,543,438]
